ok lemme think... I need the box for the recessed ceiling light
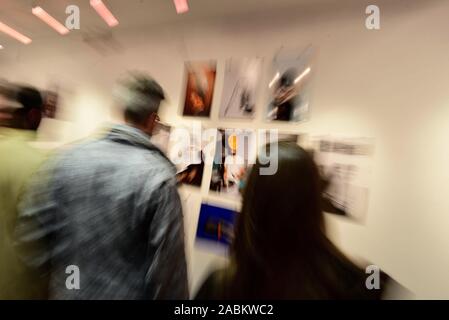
[174,0,189,14]
[90,0,119,27]
[32,6,70,35]
[0,21,32,44]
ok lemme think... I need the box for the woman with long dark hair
[195,141,389,299]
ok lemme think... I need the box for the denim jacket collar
[106,124,174,168]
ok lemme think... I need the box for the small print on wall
[260,131,300,146]
[196,202,238,249]
[219,58,263,119]
[266,46,315,122]
[310,135,375,222]
[256,131,305,176]
[182,61,217,117]
[209,128,256,199]
[42,90,59,119]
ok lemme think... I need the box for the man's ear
[144,112,158,135]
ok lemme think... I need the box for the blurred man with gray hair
[15,74,189,299]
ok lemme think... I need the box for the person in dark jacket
[15,73,189,300]
[195,142,391,300]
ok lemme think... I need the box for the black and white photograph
[219,58,262,119]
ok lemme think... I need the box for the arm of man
[145,177,189,300]
[14,159,60,277]
[12,160,61,299]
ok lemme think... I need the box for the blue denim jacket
[15,124,189,299]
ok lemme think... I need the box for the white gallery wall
[1,0,449,298]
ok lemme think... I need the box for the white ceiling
[0,0,439,51]
[0,0,337,41]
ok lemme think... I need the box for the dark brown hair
[227,142,367,299]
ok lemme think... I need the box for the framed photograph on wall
[182,61,217,117]
[209,128,257,200]
[310,135,375,223]
[168,125,212,188]
[266,46,316,122]
[259,131,300,146]
[196,202,238,249]
[42,90,59,119]
[219,58,263,120]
